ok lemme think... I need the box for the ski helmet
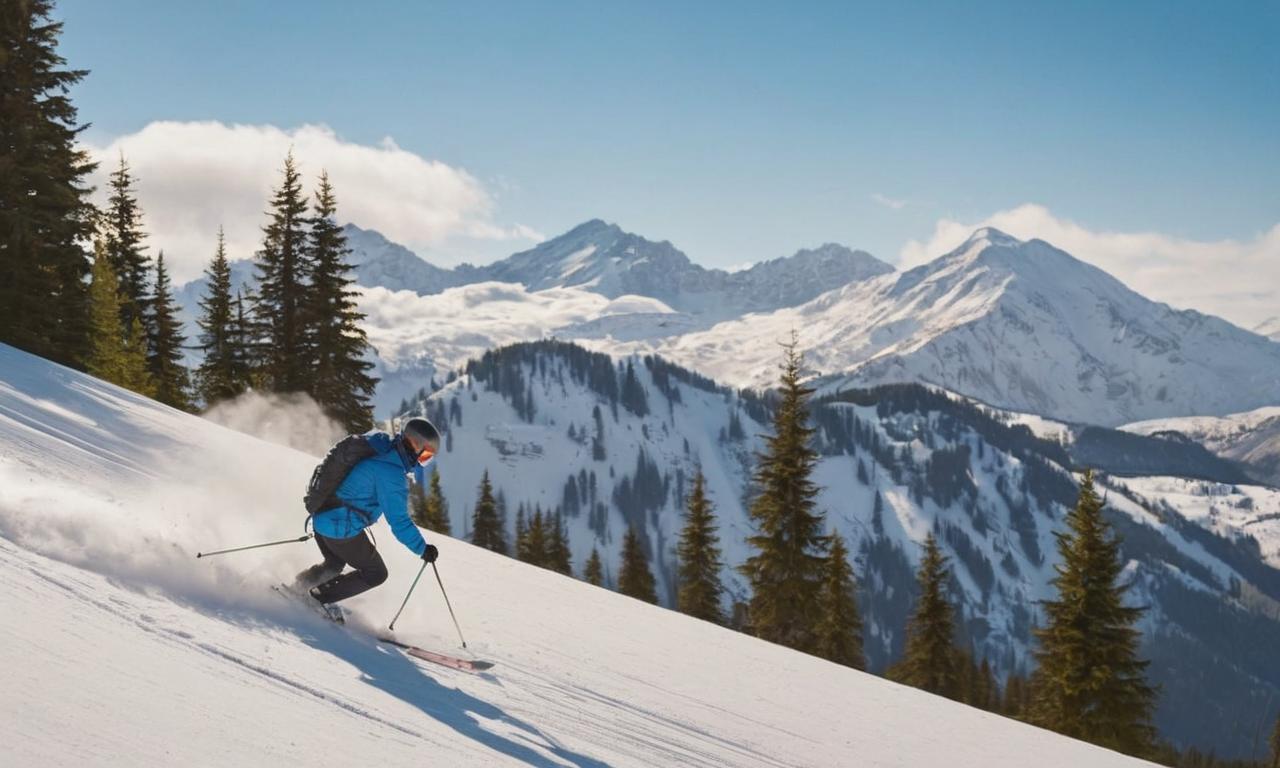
[401,417,441,465]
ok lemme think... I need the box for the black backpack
[304,434,379,517]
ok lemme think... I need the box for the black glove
[421,544,439,563]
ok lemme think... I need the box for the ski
[378,637,495,672]
[271,583,345,624]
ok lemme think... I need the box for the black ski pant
[310,531,388,604]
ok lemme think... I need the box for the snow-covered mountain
[0,343,1157,768]
[1123,407,1280,488]
[175,220,891,413]
[343,223,479,295]
[482,219,893,317]
[398,340,1280,757]
[648,228,1280,426]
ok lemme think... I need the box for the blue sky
[57,1,1279,321]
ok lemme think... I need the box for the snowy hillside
[645,228,1280,426]
[0,343,1162,767]
[403,341,1280,757]
[1123,407,1280,488]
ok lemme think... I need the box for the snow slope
[0,344,1153,767]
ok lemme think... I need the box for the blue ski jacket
[310,431,430,556]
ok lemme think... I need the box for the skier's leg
[310,532,388,604]
[294,535,345,588]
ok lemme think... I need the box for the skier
[294,417,442,617]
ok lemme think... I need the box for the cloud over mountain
[900,204,1280,330]
[84,121,541,282]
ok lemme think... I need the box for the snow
[0,343,1157,766]
[1109,475,1280,569]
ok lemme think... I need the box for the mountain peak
[964,226,1023,249]
[562,218,623,240]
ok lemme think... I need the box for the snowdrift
[0,344,1154,767]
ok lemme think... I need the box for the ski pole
[195,534,313,559]
[431,562,468,649]
[388,560,427,631]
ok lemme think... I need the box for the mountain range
[646,228,1280,426]
[176,220,1280,432]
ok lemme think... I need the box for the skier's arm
[377,469,427,557]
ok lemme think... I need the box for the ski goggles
[416,444,436,466]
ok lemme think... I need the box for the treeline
[1,4,375,431]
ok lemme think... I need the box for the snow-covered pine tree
[0,0,95,368]
[424,467,451,534]
[195,229,246,405]
[252,152,312,393]
[890,533,959,697]
[813,532,865,670]
[87,243,154,397]
[618,525,658,604]
[303,172,376,432]
[676,468,725,624]
[1030,470,1156,758]
[470,470,507,554]
[146,253,192,410]
[739,334,828,652]
[584,548,604,587]
[102,153,150,333]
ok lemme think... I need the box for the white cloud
[83,121,540,283]
[871,192,907,210]
[899,203,1280,330]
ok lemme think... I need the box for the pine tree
[891,533,959,697]
[0,0,96,367]
[229,291,256,391]
[549,512,572,575]
[584,548,604,587]
[1030,470,1156,757]
[86,244,154,396]
[515,505,530,560]
[739,335,828,651]
[195,229,246,405]
[304,172,376,431]
[470,470,507,555]
[253,152,312,392]
[423,468,451,535]
[676,468,725,624]
[102,153,150,331]
[620,359,648,416]
[409,475,430,528]
[523,508,548,567]
[618,525,658,604]
[146,252,192,410]
[813,532,865,669]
